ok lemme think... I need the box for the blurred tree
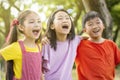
[106,0,120,42]
[0,0,21,47]
[0,0,120,48]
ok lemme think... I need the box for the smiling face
[51,11,72,36]
[21,13,42,40]
[84,17,104,40]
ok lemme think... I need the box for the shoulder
[105,39,116,45]
[77,39,88,48]
[105,39,114,43]
[104,39,118,48]
[0,42,21,57]
[1,42,20,50]
[41,43,51,50]
[0,42,22,60]
[71,35,82,43]
[80,39,88,43]
[74,35,82,40]
[11,42,20,47]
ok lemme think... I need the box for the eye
[96,21,100,24]
[29,21,34,23]
[29,20,35,23]
[66,17,70,20]
[38,20,41,23]
[57,17,63,20]
[88,23,93,26]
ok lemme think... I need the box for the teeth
[93,28,100,33]
[32,30,39,35]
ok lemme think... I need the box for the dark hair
[6,10,40,80]
[82,11,104,28]
[45,9,75,50]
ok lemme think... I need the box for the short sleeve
[0,42,21,61]
[74,35,82,46]
[41,44,50,73]
[113,42,120,65]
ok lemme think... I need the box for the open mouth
[62,25,69,29]
[32,30,40,35]
[93,30,99,33]
[92,28,100,33]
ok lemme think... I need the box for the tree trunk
[74,0,84,33]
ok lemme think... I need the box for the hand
[41,37,50,45]
[81,33,89,40]
[81,36,89,40]
[41,73,45,80]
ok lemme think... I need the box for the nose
[34,22,39,27]
[92,24,98,28]
[63,18,68,23]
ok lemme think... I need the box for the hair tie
[11,19,19,27]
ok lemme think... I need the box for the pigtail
[6,60,14,80]
[6,19,19,80]
[6,19,19,44]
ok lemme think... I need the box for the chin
[35,37,40,39]
[92,36,101,39]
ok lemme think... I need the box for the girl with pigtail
[0,10,43,80]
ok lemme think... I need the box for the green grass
[72,69,78,80]
[0,71,5,80]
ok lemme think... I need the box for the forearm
[0,54,2,59]
[0,53,4,60]
[41,73,45,80]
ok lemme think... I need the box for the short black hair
[82,11,104,28]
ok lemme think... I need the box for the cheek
[69,22,72,27]
[25,26,32,31]
[54,22,61,29]
[102,25,105,29]
[54,21,60,26]
[84,27,90,32]
[39,24,42,29]
[99,23,105,28]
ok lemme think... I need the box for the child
[75,11,120,80]
[42,9,82,80]
[0,10,42,80]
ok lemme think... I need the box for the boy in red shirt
[75,11,120,80]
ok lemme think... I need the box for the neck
[89,37,105,43]
[56,34,67,42]
[23,38,36,48]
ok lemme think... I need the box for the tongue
[33,31,38,35]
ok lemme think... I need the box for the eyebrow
[57,14,69,17]
[28,18,41,20]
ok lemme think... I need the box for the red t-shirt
[75,39,120,80]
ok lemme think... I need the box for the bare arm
[0,53,4,60]
[0,53,2,58]
[41,37,50,45]
[41,73,45,80]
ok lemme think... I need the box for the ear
[50,24,55,30]
[82,28,86,32]
[18,25,24,31]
